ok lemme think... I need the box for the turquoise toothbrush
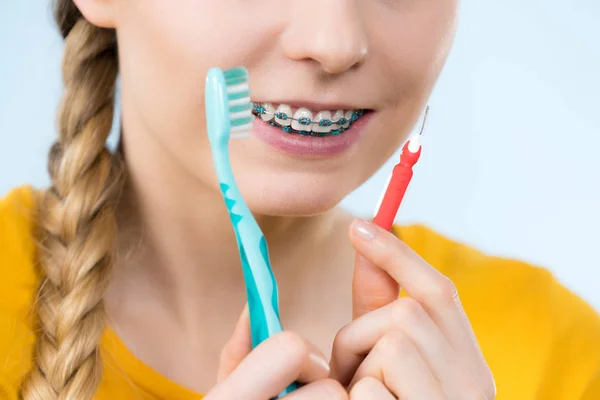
[205,66,298,396]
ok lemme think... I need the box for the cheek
[371,0,458,98]
[115,0,278,175]
[358,1,458,160]
[116,0,281,122]
[110,0,457,216]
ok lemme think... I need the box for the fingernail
[241,303,249,318]
[352,219,378,240]
[309,342,330,372]
[236,303,249,326]
[300,343,331,382]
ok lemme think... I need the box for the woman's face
[108,0,458,216]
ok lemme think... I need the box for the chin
[240,180,349,217]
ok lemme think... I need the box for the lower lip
[251,111,375,158]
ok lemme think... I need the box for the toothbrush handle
[228,211,300,398]
[217,183,299,397]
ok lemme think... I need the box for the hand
[205,305,348,400]
[329,219,496,399]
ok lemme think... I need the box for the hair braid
[20,2,123,399]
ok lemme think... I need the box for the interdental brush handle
[373,140,421,231]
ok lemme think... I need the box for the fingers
[349,219,495,399]
[350,219,484,361]
[284,379,348,400]
[330,297,454,387]
[298,341,333,383]
[206,331,330,400]
[334,299,489,399]
[349,330,444,399]
[352,254,399,319]
[349,377,395,400]
[350,219,457,309]
[217,304,251,382]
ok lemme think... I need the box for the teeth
[331,110,344,129]
[275,104,292,126]
[261,102,275,122]
[343,110,353,129]
[254,102,364,134]
[312,111,333,133]
[292,108,313,132]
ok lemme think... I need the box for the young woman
[1,0,598,399]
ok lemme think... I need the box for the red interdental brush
[373,106,430,231]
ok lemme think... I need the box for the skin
[74,0,495,398]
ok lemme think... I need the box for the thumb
[351,220,400,319]
[352,254,399,319]
[217,304,251,383]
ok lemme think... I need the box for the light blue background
[1,1,599,310]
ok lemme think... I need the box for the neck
[107,129,345,333]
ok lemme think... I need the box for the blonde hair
[20,1,123,399]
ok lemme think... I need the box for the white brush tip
[407,136,421,153]
[231,132,251,139]
[227,83,249,94]
[228,96,251,107]
[230,122,253,139]
[231,122,253,132]
[230,109,253,121]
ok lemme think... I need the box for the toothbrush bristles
[223,66,247,80]
[227,83,249,95]
[231,132,251,139]
[229,96,251,107]
[224,66,253,139]
[419,106,430,136]
[231,123,253,132]
[230,109,253,120]
[230,122,253,140]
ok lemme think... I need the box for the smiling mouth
[251,102,370,137]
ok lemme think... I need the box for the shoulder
[394,224,600,399]
[0,186,40,319]
[0,186,39,393]
[393,224,600,326]
[393,224,572,297]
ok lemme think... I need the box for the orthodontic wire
[252,103,365,125]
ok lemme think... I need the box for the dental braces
[252,103,366,136]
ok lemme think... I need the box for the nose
[281,0,369,75]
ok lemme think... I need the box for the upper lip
[252,99,373,111]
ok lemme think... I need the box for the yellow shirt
[1,186,599,400]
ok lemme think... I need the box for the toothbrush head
[205,66,253,145]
